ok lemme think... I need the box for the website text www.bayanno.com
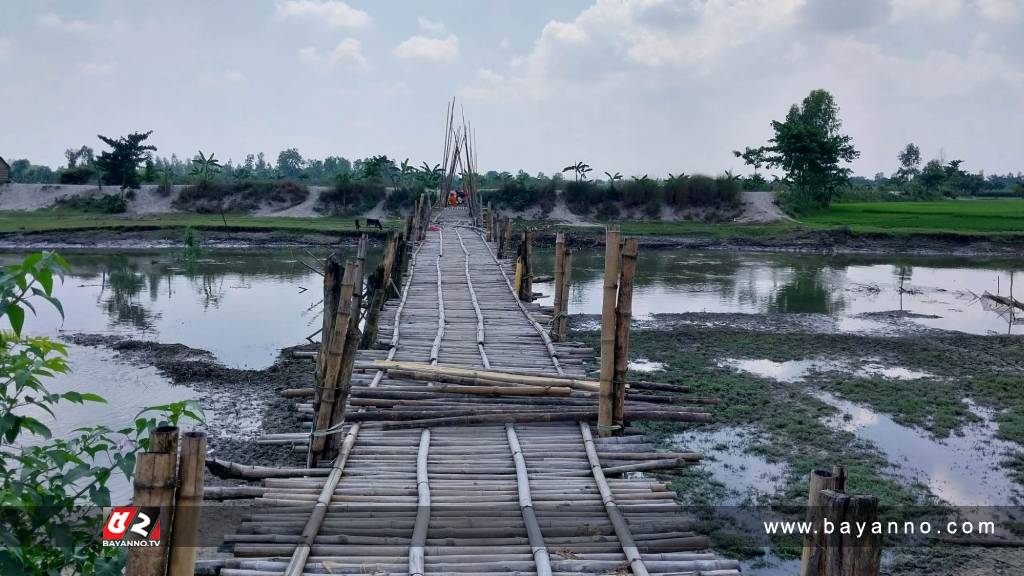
[764,518,997,538]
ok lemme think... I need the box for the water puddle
[816,391,1023,506]
[673,426,788,504]
[719,357,933,383]
[628,358,666,373]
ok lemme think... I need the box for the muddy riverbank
[568,313,1024,575]
[2,224,1023,256]
[63,334,311,473]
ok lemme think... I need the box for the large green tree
[94,131,156,190]
[735,89,859,209]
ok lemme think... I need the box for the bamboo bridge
[194,204,740,576]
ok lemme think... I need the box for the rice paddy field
[801,199,1024,235]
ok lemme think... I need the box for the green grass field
[801,199,1024,235]
[1,199,1022,240]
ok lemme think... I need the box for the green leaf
[7,305,24,336]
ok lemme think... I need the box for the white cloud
[298,38,368,68]
[76,62,117,76]
[275,0,370,29]
[37,12,99,33]
[891,0,964,21]
[418,17,446,34]
[0,38,13,60]
[224,70,246,83]
[392,34,459,63]
[975,0,1022,22]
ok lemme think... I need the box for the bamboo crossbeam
[368,360,598,391]
[408,429,431,576]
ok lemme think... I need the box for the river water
[3,246,1021,505]
[533,249,1024,335]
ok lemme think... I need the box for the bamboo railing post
[502,218,513,260]
[821,491,881,576]
[126,426,180,576]
[517,229,533,301]
[308,262,356,467]
[551,233,566,342]
[612,238,638,431]
[800,468,839,576]
[315,256,343,407]
[556,249,573,341]
[167,431,207,576]
[598,225,621,437]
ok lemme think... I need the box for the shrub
[594,200,620,220]
[55,193,127,214]
[174,180,309,213]
[621,177,661,214]
[316,177,385,216]
[563,181,598,215]
[384,185,422,214]
[57,165,96,185]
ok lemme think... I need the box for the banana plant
[604,171,622,187]
[190,151,221,186]
[418,162,442,188]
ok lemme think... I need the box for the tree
[562,162,592,182]
[94,131,157,191]
[895,143,921,182]
[734,89,859,209]
[190,151,222,186]
[276,148,305,179]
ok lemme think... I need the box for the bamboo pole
[579,422,651,576]
[557,249,573,341]
[612,238,638,431]
[551,233,566,342]
[167,431,207,576]
[370,360,599,391]
[506,424,553,576]
[519,229,533,301]
[126,426,180,576]
[408,429,431,576]
[308,262,356,467]
[598,225,621,437]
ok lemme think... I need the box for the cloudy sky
[1,0,1021,177]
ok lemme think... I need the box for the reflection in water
[533,248,1024,335]
[0,247,377,369]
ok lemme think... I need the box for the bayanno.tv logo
[101,506,163,547]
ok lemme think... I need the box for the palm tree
[398,159,416,187]
[190,151,221,186]
[604,171,622,187]
[418,162,442,188]
[562,162,593,182]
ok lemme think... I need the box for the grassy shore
[801,199,1024,235]
[2,199,1022,242]
[0,210,399,234]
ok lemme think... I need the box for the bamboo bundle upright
[308,262,356,467]
[126,427,180,576]
[502,219,513,260]
[167,431,207,576]
[612,238,639,429]
[597,225,621,437]
[551,233,567,342]
[556,249,573,341]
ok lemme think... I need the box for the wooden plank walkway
[207,206,740,575]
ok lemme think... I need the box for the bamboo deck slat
[205,207,739,576]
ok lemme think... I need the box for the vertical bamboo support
[612,238,638,431]
[328,251,366,454]
[126,427,180,576]
[502,219,513,261]
[551,233,566,342]
[308,262,356,467]
[800,466,849,576]
[517,229,533,301]
[556,249,573,341]
[821,491,881,576]
[167,431,207,576]
[597,225,621,437]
